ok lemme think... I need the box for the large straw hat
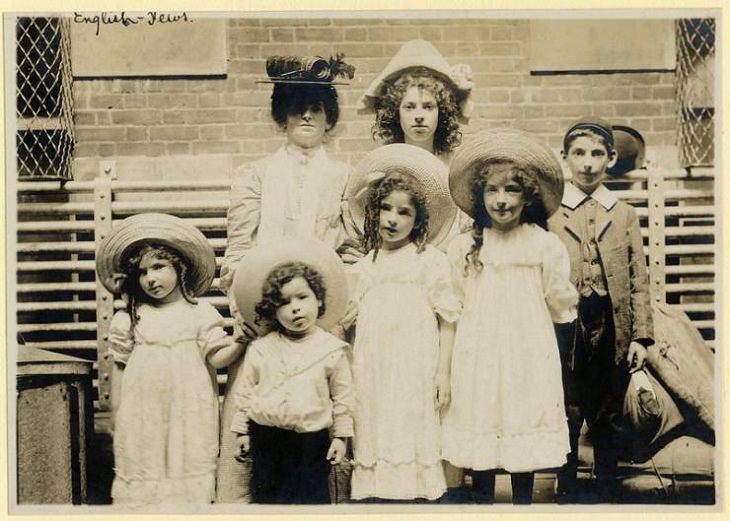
[345,143,457,247]
[257,54,355,85]
[231,238,348,335]
[449,128,565,218]
[357,39,473,123]
[96,213,216,297]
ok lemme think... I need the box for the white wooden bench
[14,155,716,410]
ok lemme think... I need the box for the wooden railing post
[647,169,666,306]
[94,161,115,410]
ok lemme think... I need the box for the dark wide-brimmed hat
[449,128,565,218]
[345,143,457,247]
[357,39,474,123]
[96,213,216,297]
[258,54,355,85]
[231,238,348,335]
[608,125,646,176]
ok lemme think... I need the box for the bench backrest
[15,155,716,410]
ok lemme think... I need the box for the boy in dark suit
[549,118,654,502]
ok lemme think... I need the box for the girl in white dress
[343,144,459,501]
[442,129,578,504]
[96,213,242,504]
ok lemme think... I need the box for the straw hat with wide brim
[449,128,565,219]
[231,238,348,335]
[345,143,457,247]
[357,39,474,123]
[96,213,216,297]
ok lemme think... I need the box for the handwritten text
[73,12,192,36]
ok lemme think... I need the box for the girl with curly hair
[342,144,460,501]
[442,129,578,504]
[96,214,240,504]
[373,72,462,156]
[358,39,473,159]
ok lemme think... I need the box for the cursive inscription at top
[73,12,192,36]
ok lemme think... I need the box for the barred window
[16,17,75,181]
[676,18,715,167]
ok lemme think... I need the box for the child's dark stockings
[471,470,535,504]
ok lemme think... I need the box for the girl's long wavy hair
[362,174,429,261]
[464,160,548,275]
[119,242,197,338]
[254,262,327,333]
[372,71,462,155]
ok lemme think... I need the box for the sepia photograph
[5,6,721,515]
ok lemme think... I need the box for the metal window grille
[16,17,75,181]
[676,18,715,168]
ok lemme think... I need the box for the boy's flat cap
[563,117,615,151]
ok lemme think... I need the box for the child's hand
[434,371,451,412]
[339,302,358,331]
[234,434,250,462]
[326,437,347,465]
[627,341,648,373]
[235,318,259,344]
[337,238,366,265]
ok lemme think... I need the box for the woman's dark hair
[270,83,340,131]
[372,72,462,155]
[254,262,327,332]
[464,160,548,274]
[362,174,429,261]
[120,242,196,336]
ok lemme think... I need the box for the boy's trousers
[249,422,331,504]
[557,293,630,496]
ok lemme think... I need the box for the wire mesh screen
[16,17,75,181]
[676,18,715,168]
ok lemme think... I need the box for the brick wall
[72,17,678,179]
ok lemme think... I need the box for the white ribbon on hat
[450,63,474,92]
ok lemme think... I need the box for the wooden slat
[16,180,95,192]
[17,322,98,333]
[663,226,715,237]
[665,282,714,293]
[663,205,715,217]
[17,282,97,293]
[21,340,98,351]
[674,302,715,313]
[16,241,96,253]
[17,301,98,312]
[17,220,96,232]
[611,190,649,200]
[17,260,96,272]
[17,202,95,214]
[665,244,715,256]
[665,188,715,200]
[111,201,227,214]
[665,264,715,275]
[110,180,229,191]
[691,320,716,330]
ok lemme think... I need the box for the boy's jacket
[548,193,654,364]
